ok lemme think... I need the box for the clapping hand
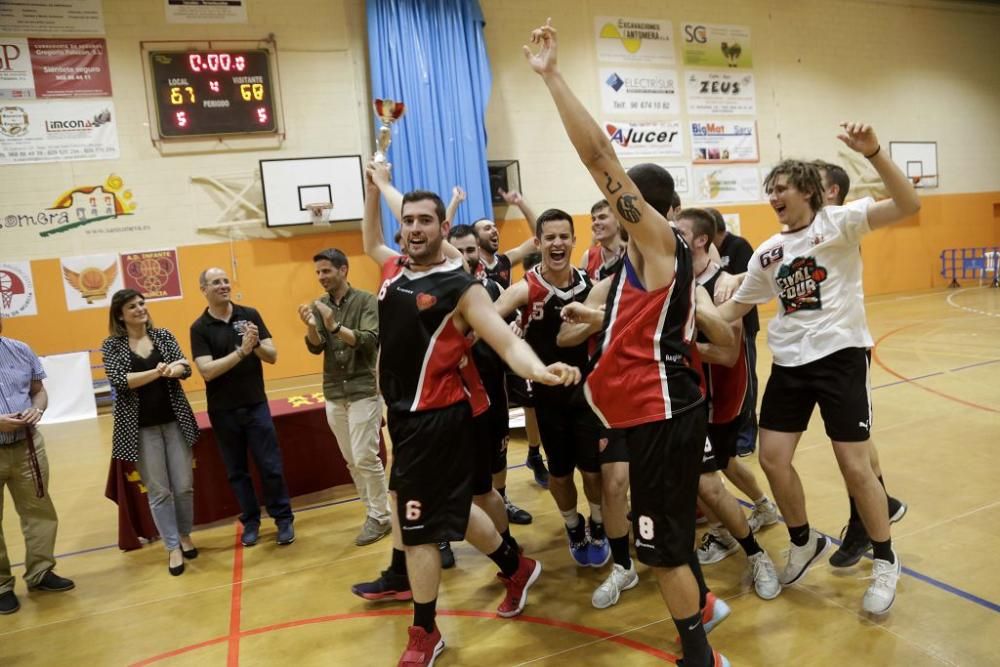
[313,300,335,328]
[298,303,317,327]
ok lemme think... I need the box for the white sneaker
[697,530,739,565]
[748,499,780,532]
[862,551,900,614]
[747,551,782,600]
[591,562,639,609]
[779,529,829,585]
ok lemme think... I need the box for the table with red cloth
[105,392,385,551]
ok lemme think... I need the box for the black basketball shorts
[534,400,602,478]
[598,428,630,466]
[388,402,474,546]
[471,411,509,496]
[701,410,744,474]
[760,347,873,442]
[626,405,707,568]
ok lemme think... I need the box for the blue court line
[735,499,1000,614]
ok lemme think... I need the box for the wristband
[863,145,881,160]
[331,323,343,335]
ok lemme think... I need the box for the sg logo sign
[683,25,707,43]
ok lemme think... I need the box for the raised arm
[361,163,400,266]
[524,20,674,264]
[445,185,466,226]
[498,189,540,266]
[837,122,920,230]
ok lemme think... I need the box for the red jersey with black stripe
[378,256,478,413]
[474,252,513,288]
[697,264,749,424]
[584,231,703,428]
[583,245,625,281]
[519,265,591,404]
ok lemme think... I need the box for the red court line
[872,324,999,414]
[227,523,245,667]
[131,607,679,665]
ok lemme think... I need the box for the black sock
[736,531,762,557]
[849,496,861,524]
[609,535,632,569]
[488,540,520,577]
[498,486,507,500]
[788,523,810,547]
[673,611,710,667]
[501,528,519,553]
[871,538,894,563]
[390,548,407,576]
[413,598,437,633]
[688,552,709,610]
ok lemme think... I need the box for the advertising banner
[0,261,38,318]
[690,120,759,163]
[600,67,679,115]
[0,0,105,35]
[694,166,762,204]
[120,249,183,300]
[61,253,123,311]
[605,120,683,157]
[681,23,752,68]
[0,98,119,164]
[595,16,675,65]
[685,70,755,115]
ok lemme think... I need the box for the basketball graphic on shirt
[775,256,827,314]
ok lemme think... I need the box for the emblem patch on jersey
[415,293,437,311]
[775,256,828,313]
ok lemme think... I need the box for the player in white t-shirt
[717,122,921,616]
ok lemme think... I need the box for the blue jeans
[208,402,293,528]
[136,422,194,551]
[736,331,759,455]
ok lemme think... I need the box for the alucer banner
[600,67,679,116]
[690,120,759,164]
[685,70,756,115]
[0,98,119,164]
[0,261,38,318]
[605,120,683,157]
[595,16,676,65]
[681,23,752,69]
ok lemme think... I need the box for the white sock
[561,509,580,529]
[589,502,603,524]
[754,495,768,506]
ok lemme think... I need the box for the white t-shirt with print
[733,198,874,367]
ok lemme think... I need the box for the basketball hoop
[305,202,333,225]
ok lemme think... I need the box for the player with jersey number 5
[715,122,920,615]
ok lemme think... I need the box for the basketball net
[306,202,333,225]
[1,289,13,310]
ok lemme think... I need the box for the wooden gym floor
[1,286,998,666]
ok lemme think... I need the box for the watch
[331,323,343,335]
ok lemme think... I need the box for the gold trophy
[372,98,405,164]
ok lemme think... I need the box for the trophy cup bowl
[373,98,405,164]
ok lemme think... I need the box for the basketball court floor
[1,286,997,666]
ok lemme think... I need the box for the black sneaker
[276,522,295,546]
[888,497,908,524]
[0,591,20,614]
[505,497,533,525]
[829,520,871,568]
[439,542,456,569]
[525,450,549,489]
[351,569,412,601]
[29,570,75,593]
[241,523,260,547]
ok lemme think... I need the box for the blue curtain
[367,0,492,248]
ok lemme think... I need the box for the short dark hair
[678,208,717,250]
[590,199,610,215]
[401,190,446,224]
[814,160,851,205]
[108,288,150,337]
[535,208,575,238]
[763,160,824,213]
[671,191,682,210]
[448,223,476,241]
[625,163,675,218]
[522,251,542,271]
[313,248,348,268]
[704,207,726,235]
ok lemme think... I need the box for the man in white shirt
[717,122,920,616]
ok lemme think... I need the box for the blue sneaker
[525,450,549,489]
[587,519,611,568]
[566,517,589,566]
[241,523,260,547]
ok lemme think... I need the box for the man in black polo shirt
[708,209,760,456]
[190,267,295,547]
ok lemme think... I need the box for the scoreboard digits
[150,50,277,138]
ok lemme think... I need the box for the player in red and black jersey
[355,162,580,666]
[580,199,627,281]
[495,209,611,571]
[471,188,539,289]
[675,209,783,601]
[528,20,730,666]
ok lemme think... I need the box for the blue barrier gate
[940,247,1000,288]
